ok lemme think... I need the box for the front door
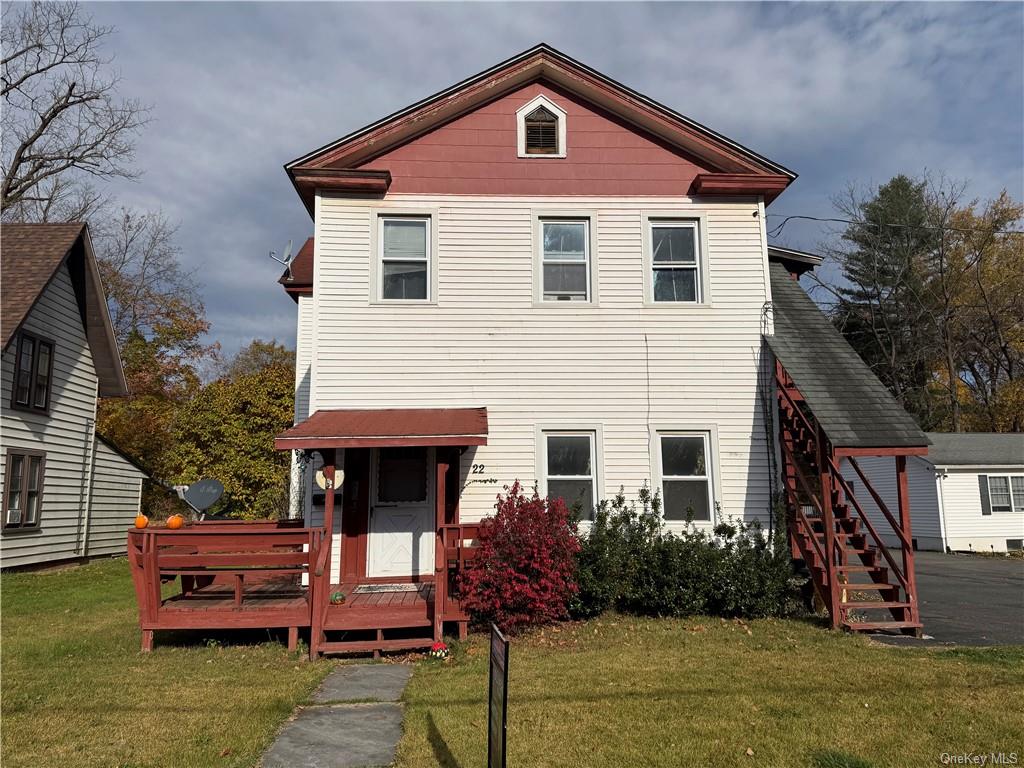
[367,447,435,578]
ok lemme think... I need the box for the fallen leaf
[219,748,232,757]
[746,747,755,757]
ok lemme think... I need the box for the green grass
[397,617,1024,768]
[1,558,331,768]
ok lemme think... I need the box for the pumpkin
[166,514,185,530]
[134,514,149,529]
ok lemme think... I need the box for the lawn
[1,558,331,768]
[398,617,1024,768]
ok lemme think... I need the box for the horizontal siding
[289,295,315,519]
[1,265,99,567]
[312,194,774,526]
[85,439,145,558]
[941,469,1024,552]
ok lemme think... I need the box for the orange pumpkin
[166,514,185,530]
[134,514,149,529]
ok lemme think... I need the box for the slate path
[262,664,413,768]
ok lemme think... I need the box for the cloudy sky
[87,1,1023,356]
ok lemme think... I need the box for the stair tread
[837,583,897,591]
[844,620,922,630]
[836,565,884,572]
[842,601,911,609]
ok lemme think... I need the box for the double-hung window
[544,432,596,518]
[379,217,430,301]
[3,449,45,530]
[541,219,590,301]
[658,433,713,521]
[985,475,1024,514]
[11,332,54,412]
[650,220,701,303]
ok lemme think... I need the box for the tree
[1,1,149,220]
[217,339,295,382]
[165,341,296,519]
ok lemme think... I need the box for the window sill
[8,402,50,416]
[368,299,438,307]
[641,301,715,310]
[532,300,600,309]
[2,525,43,535]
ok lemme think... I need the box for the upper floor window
[11,332,53,413]
[650,220,702,303]
[658,433,713,522]
[379,216,430,301]
[516,95,567,159]
[4,449,45,530]
[541,219,591,302]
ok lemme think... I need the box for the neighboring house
[274,45,928,641]
[843,433,1024,553]
[1,223,147,568]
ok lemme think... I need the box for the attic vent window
[525,106,559,155]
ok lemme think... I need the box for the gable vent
[525,106,558,155]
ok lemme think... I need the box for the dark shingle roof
[923,433,1024,467]
[765,263,929,450]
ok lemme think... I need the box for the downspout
[934,466,950,552]
[77,417,98,557]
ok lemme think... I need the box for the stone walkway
[262,664,413,768]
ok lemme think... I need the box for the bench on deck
[127,523,325,652]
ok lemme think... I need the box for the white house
[844,433,1024,553]
[273,45,929,641]
[1,223,147,568]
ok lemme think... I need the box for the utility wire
[766,213,1024,240]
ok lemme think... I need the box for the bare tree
[1,1,149,219]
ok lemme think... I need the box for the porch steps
[319,637,435,655]
[844,620,923,632]
[841,601,912,610]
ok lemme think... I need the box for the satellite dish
[183,478,225,512]
[269,239,295,279]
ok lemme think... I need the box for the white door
[367,447,435,578]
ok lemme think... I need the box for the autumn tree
[1,1,149,220]
[165,340,295,519]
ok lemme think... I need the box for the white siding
[1,265,100,567]
[311,193,774,529]
[940,468,1024,553]
[84,439,145,557]
[840,456,942,551]
[288,295,315,520]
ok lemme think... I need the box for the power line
[766,213,1024,240]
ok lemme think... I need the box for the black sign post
[488,623,509,768]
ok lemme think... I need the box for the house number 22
[471,463,486,474]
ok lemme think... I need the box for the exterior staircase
[776,364,922,635]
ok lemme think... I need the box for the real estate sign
[488,623,509,768]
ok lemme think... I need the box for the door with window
[367,447,435,577]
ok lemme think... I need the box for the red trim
[692,173,791,202]
[276,435,485,450]
[291,170,391,215]
[833,446,929,458]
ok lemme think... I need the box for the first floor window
[986,475,1023,514]
[659,433,712,521]
[544,432,595,518]
[380,217,429,300]
[541,219,590,301]
[4,450,45,529]
[12,332,54,412]
[650,220,701,303]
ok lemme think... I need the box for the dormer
[516,95,567,158]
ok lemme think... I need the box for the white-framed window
[650,220,702,303]
[985,475,1024,514]
[543,431,596,519]
[516,95,567,159]
[657,433,713,522]
[540,219,591,302]
[378,216,430,301]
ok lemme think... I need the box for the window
[3,450,45,530]
[986,475,1024,514]
[544,432,596,518]
[377,447,428,503]
[524,106,558,155]
[541,219,590,301]
[11,332,54,412]
[650,221,701,303]
[659,434,713,521]
[379,217,429,301]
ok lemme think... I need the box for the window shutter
[978,475,992,515]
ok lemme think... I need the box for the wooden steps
[844,620,923,632]
[319,637,435,655]
[841,601,911,610]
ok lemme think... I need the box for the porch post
[817,425,841,629]
[895,456,920,627]
[434,454,449,642]
[310,449,337,660]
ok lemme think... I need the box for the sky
[86,1,1024,357]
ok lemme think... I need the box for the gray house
[1,222,147,568]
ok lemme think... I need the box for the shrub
[457,482,580,633]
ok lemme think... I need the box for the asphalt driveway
[872,551,1024,646]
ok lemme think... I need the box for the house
[842,433,1024,553]
[267,44,931,654]
[1,222,147,569]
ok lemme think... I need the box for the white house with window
[276,44,808,581]
[842,433,1024,553]
[1,223,147,569]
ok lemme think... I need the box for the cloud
[85,1,1023,355]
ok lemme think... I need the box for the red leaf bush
[457,482,580,634]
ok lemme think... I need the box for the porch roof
[274,407,488,450]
